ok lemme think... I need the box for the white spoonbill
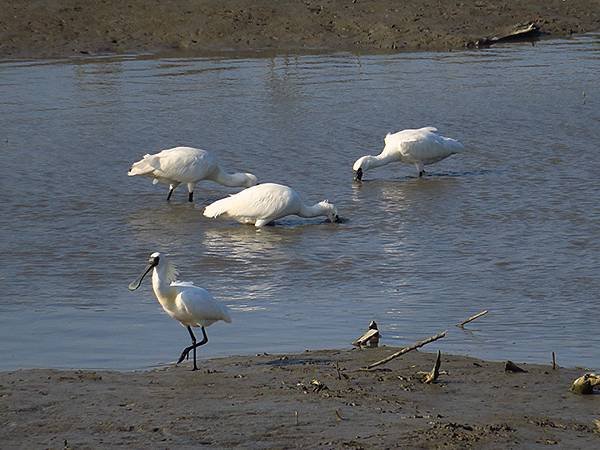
[353,127,465,181]
[203,183,340,227]
[128,146,258,202]
[128,252,232,371]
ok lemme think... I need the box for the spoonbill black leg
[187,182,196,202]
[415,162,426,177]
[177,326,209,371]
[167,182,180,201]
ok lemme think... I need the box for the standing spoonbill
[353,127,465,181]
[128,252,232,371]
[128,146,258,202]
[203,183,340,227]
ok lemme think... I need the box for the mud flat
[1,0,599,58]
[1,348,598,448]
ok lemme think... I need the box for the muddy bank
[1,348,598,448]
[1,0,599,58]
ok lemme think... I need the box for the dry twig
[423,350,442,384]
[457,310,488,328]
[363,330,447,370]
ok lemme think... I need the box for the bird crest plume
[163,258,180,283]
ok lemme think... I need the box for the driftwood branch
[352,321,379,348]
[457,310,488,328]
[364,330,447,370]
[352,328,379,347]
[423,350,442,384]
[467,23,541,48]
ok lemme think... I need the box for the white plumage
[352,127,465,180]
[128,146,258,202]
[128,252,231,371]
[203,183,339,227]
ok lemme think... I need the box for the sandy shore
[1,0,599,58]
[1,348,598,448]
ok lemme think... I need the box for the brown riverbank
[1,348,598,448]
[1,0,599,59]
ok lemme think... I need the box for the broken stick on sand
[423,350,442,384]
[363,330,447,370]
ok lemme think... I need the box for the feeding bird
[128,146,258,202]
[353,127,465,181]
[203,182,340,227]
[128,252,232,371]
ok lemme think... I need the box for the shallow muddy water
[1,34,599,370]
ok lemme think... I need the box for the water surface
[1,34,599,370]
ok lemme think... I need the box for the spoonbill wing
[204,184,295,220]
[176,287,232,324]
[171,281,195,287]
[386,128,464,160]
[152,147,216,181]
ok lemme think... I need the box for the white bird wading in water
[128,252,232,371]
[352,127,465,181]
[128,146,258,202]
[203,183,340,227]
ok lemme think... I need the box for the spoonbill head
[128,146,258,202]
[128,252,232,371]
[352,156,375,181]
[128,252,160,291]
[316,199,339,224]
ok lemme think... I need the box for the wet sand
[1,0,599,58]
[1,348,598,448]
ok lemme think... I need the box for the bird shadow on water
[272,217,348,227]
[351,168,494,205]
[354,168,493,185]
[423,168,493,179]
